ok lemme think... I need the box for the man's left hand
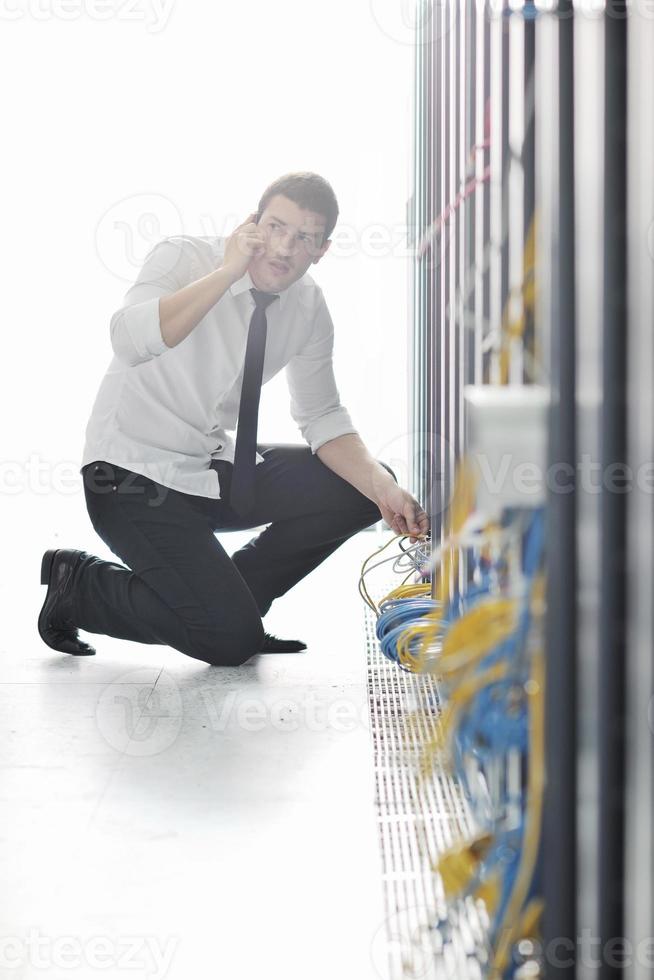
[375,483,430,544]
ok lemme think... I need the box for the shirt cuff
[304,407,358,453]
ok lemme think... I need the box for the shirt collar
[229,268,290,314]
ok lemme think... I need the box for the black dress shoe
[38,549,96,656]
[258,631,307,654]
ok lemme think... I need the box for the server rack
[404,0,654,975]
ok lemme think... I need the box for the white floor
[2,504,391,980]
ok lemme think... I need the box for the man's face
[247,194,331,293]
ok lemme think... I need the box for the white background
[0,12,415,966]
[0,0,414,529]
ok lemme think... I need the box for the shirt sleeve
[285,289,359,453]
[109,236,194,367]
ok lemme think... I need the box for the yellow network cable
[396,459,478,672]
[358,532,408,616]
[379,581,432,605]
[432,458,478,607]
[363,460,508,675]
[437,598,518,679]
[417,573,545,975]
[499,216,537,385]
[405,658,510,898]
[358,532,430,616]
[475,872,502,918]
[412,599,520,903]
[514,897,545,946]
[397,587,517,679]
[436,832,493,898]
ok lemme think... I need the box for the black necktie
[229,287,279,515]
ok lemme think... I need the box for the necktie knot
[250,287,279,312]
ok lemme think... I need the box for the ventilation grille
[365,597,490,979]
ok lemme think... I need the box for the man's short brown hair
[256,172,339,243]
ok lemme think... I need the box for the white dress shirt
[80,234,359,499]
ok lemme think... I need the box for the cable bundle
[422,509,546,979]
[359,479,547,977]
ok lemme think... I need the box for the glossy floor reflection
[3,519,389,980]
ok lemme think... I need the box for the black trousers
[74,444,396,667]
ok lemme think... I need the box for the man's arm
[316,433,430,543]
[110,238,235,366]
[158,214,265,349]
[286,292,430,543]
[110,214,265,366]
[285,290,360,452]
[316,433,393,501]
[158,265,236,350]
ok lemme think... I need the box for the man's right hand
[221,212,266,283]
[158,217,266,351]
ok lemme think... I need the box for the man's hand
[375,482,430,544]
[221,212,266,283]
[315,434,431,545]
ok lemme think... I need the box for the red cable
[418,165,491,258]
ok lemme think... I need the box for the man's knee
[189,619,265,667]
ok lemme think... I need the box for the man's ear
[311,238,332,265]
